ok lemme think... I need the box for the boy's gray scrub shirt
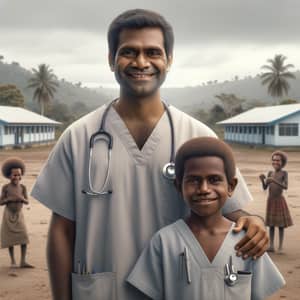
[31,104,253,300]
[127,220,285,300]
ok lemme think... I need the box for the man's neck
[114,92,164,122]
[112,92,165,149]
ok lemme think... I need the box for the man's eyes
[119,48,163,58]
[146,49,163,57]
[120,49,136,57]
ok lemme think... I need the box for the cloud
[1,0,299,87]
[1,0,299,44]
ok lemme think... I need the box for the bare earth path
[0,144,299,299]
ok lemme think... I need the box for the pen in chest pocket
[180,246,192,284]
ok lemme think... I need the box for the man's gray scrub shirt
[31,104,253,300]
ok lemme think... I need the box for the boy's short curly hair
[175,137,236,183]
[1,157,26,178]
[272,150,288,167]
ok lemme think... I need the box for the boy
[127,137,285,300]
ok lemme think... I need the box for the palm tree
[28,64,59,115]
[260,54,295,103]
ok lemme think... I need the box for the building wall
[224,125,266,145]
[223,112,300,146]
[273,113,300,146]
[0,124,56,147]
[224,125,277,145]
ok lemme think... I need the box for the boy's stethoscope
[82,99,176,196]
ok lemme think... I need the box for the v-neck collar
[175,219,235,266]
[108,105,168,165]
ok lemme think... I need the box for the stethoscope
[82,99,176,196]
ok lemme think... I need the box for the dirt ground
[0,144,299,300]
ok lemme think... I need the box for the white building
[0,106,61,148]
[217,103,300,146]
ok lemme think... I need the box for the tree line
[0,54,297,134]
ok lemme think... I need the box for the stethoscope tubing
[82,99,175,196]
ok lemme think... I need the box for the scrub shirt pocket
[72,272,117,300]
[225,273,252,300]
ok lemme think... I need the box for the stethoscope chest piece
[224,255,238,286]
[225,273,238,286]
[163,162,176,180]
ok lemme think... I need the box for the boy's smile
[181,156,236,218]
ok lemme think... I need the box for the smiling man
[31,9,269,300]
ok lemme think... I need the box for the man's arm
[47,212,75,300]
[225,209,269,260]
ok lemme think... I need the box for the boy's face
[178,156,237,218]
[272,154,283,171]
[109,27,172,98]
[10,168,22,185]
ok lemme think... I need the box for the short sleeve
[127,233,164,300]
[250,254,285,300]
[31,129,75,220]
[222,167,253,215]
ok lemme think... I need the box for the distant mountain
[94,72,300,114]
[1,60,299,115]
[0,61,109,110]
[161,72,300,113]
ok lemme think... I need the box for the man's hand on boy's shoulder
[232,214,269,260]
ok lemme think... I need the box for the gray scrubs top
[31,104,253,300]
[128,220,285,300]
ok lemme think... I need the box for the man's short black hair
[108,9,174,61]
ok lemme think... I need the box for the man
[31,9,268,300]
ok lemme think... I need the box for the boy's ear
[108,53,115,71]
[174,178,182,193]
[227,177,238,197]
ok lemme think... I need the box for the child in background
[127,137,285,300]
[0,157,34,268]
[259,151,293,253]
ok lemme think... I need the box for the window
[279,123,299,136]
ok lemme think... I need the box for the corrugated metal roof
[0,106,61,125]
[218,103,300,125]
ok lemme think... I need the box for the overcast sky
[0,0,299,88]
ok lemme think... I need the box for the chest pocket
[72,272,117,300]
[225,272,252,300]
